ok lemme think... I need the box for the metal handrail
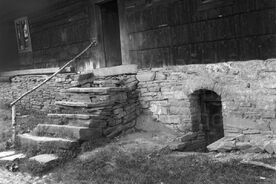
[10,40,97,143]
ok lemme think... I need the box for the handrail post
[11,105,16,145]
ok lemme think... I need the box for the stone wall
[0,69,140,139]
[0,73,79,114]
[136,59,276,152]
[1,60,276,152]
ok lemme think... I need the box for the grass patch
[52,145,276,184]
[0,104,12,151]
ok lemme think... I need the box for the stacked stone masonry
[0,74,79,113]
[1,60,276,153]
[136,59,276,153]
[55,73,141,138]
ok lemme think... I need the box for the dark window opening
[14,17,32,53]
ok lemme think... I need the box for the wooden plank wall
[18,0,94,69]
[122,0,276,68]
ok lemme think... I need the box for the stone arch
[188,89,224,151]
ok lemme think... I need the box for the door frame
[95,0,122,67]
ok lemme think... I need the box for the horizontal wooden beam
[0,67,72,77]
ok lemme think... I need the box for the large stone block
[91,64,138,77]
[207,137,236,152]
[158,115,182,124]
[224,117,259,130]
[136,71,156,82]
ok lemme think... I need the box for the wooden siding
[122,0,276,68]
[18,0,93,69]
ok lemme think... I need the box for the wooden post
[11,105,16,145]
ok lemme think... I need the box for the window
[14,17,32,53]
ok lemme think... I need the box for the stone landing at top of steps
[89,64,138,77]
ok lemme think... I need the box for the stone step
[57,106,112,115]
[48,113,98,120]
[28,154,60,171]
[0,150,26,163]
[61,92,128,103]
[55,101,112,108]
[47,114,108,128]
[81,64,138,78]
[18,134,79,154]
[32,124,102,140]
[0,151,26,171]
[63,87,128,94]
[92,79,121,87]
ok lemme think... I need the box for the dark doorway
[99,0,122,67]
[190,89,224,150]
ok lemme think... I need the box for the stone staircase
[5,65,140,169]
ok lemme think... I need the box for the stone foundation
[1,60,276,153]
[136,59,276,152]
[0,73,79,114]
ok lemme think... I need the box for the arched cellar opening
[189,89,224,151]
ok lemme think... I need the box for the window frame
[14,16,32,53]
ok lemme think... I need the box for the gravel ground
[0,169,59,184]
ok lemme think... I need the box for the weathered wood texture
[17,0,95,70]
[123,0,276,68]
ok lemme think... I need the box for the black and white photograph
[0,0,275,183]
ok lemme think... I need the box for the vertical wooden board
[141,7,152,31]
[225,17,235,39]
[216,40,227,62]
[206,19,215,41]
[256,0,276,9]
[140,48,171,68]
[238,37,258,60]
[220,5,234,17]
[189,43,201,64]
[157,27,171,47]
[257,34,276,59]
[126,12,136,33]
[140,50,150,68]
[152,4,167,28]
[183,0,191,24]
[239,14,248,37]
[190,0,199,22]
[264,9,276,34]
[128,33,135,50]
[227,39,239,61]
[188,23,196,43]
[171,25,189,46]
[201,42,215,64]
[170,26,178,46]
[168,0,180,25]
[129,50,141,66]
[172,46,189,65]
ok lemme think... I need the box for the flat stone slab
[18,134,78,151]
[47,114,98,120]
[0,151,16,159]
[92,64,138,77]
[29,154,59,164]
[33,124,102,140]
[0,153,26,161]
[55,101,111,108]
[136,71,156,82]
[64,87,128,94]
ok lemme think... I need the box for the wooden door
[100,0,122,67]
